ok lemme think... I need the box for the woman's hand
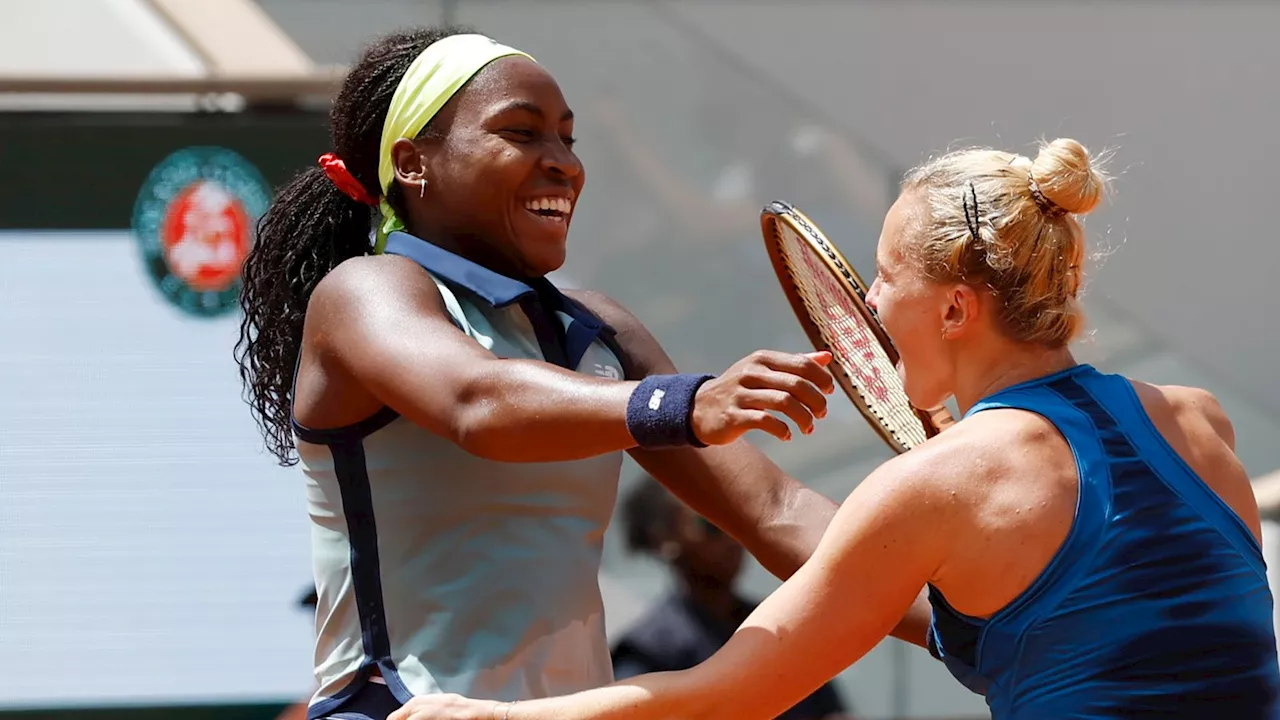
[693,350,835,444]
[387,693,507,720]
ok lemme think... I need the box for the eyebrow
[492,100,574,122]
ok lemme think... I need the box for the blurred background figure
[611,476,855,720]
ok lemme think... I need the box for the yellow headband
[375,34,534,251]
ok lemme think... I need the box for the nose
[542,140,582,180]
[865,276,881,312]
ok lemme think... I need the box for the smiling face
[393,55,584,278]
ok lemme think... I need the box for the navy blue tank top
[926,364,1280,719]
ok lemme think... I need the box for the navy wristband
[626,373,715,449]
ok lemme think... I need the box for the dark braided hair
[236,26,474,466]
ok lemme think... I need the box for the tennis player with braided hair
[390,137,1280,720]
[232,26,938,720]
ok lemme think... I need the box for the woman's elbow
[438,371,513,460]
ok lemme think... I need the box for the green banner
[0,110,329,230]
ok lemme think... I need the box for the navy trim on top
[307,437,411,719]
[557,289,623,370]
[290,340,403,447]
[293,406,402,446]
[306,664,378,719]
[384,231,619,370]
[384,231,534,308]
[307,679,401,720]
[331,441,394,668]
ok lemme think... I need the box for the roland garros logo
[132,147,271,317]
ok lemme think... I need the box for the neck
[404,223,535,282]
[951,338,1078,416]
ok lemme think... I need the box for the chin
[528,246,567,277]
[506,234,567,277]
[902,368,950,410]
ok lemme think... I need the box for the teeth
[525,197,572,215]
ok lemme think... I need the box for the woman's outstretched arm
[390,444,963,720]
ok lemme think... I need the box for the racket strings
[774,227,929,449]
[795,272,927,447]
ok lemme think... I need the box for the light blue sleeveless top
[926,364,1280,719]
[295,232,628,718]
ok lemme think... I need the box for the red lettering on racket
[793,245,892,405]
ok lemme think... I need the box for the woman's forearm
[505,669,718,720]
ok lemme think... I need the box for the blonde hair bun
[1028,138,1108,216]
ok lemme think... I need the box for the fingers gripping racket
[761,201,954,453]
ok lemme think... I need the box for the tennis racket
[761,200,954,454]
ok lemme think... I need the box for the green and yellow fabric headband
[318,34,534,252]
